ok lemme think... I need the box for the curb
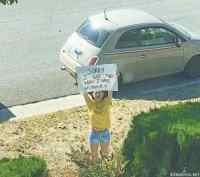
[0,94,85,122]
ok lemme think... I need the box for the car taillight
[88,56,98,65]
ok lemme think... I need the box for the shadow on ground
[0,103,15,122]
[114,73,200,101]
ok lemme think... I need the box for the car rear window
[77,19,110,48]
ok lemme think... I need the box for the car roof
[89,8,163,31]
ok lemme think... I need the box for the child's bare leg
[100,141,110,159]
[90,143,99,161]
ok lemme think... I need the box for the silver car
[60,8,200,84]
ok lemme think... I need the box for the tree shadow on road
[113,73,200,101]
[0,103,15,122]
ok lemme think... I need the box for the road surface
[1,0,200,108]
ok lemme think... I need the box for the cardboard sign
[76,64,118,92]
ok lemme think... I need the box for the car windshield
[77,19,110,48]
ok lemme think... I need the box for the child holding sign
[76,64,117,161]
[83,91,112,161]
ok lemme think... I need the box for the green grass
[122,102,200,177]
[0,156,47,177]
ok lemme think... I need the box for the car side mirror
[175,38,182,47]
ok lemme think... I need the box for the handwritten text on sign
[76,64,118,92]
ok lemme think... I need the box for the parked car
[59,8,200,84]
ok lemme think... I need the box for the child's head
[89,91,108,101]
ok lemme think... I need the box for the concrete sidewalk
[0,94,85,122]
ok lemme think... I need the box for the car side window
[139,27,177,46]
[115,29,141,49]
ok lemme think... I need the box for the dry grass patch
[0,99,183,177]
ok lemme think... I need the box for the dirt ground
[0,99,169,177]
[1,82,200,177]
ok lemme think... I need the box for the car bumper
[59,50,80,80]
[63,64,77,79]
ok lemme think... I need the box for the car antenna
[104,9,109,21]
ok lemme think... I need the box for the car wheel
[184,55,200,77]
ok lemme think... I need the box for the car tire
[184,55,200,77]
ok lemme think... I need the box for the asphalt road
[1,0,200,108]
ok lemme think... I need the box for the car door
[137,26,184,79]
[102,26,184,83]
[102,28,151,83]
